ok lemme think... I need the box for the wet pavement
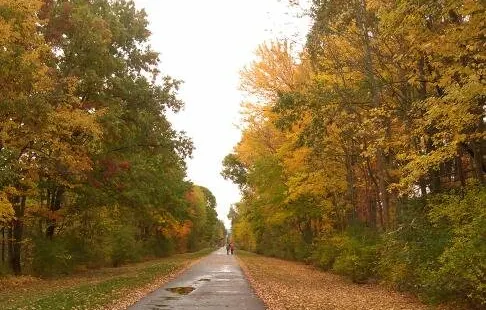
[127,247,266,310]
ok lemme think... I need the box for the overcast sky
[132,0,311,228]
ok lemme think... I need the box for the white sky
[133,0,311,228]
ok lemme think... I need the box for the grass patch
[0,249,213,310]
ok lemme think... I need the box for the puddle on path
[165,286,195,295]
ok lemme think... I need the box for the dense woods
[0,0,225,276]
[224,0,485,307]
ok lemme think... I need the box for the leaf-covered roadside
[237,251,446,310]
[0,249,211,310]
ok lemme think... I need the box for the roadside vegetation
[224,1,485,308]
[0,0,225,278]
[0,249,211,310]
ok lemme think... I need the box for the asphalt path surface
[127,248,266,310]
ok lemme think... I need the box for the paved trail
[127,248,265,310]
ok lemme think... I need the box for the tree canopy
[224,0,485,307]
[0,0,225,276]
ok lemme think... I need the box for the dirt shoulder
[237,251,442,310]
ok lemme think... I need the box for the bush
[292,235,312,261]
[380,186,486,308]
[46,232,108,270]
[0,263,10,276]
[32,238,75,277]
[312,237,340,270]
[145,235,175,258]
[110,226,141,267]
[312,225,379,282]
[378,207,450,293]
[331,236,378,283]
[423,186,486,307]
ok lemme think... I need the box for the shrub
[110,226,141,267]
[0,263,10,276]
[32,238,75,277]
[312,237,340,270]
[378,213,450,293]
[331,237,378,283]
[424,186,486,307]
[380,186,486,308]
[65,234,110,269]
[145,235,175,258]
[312,225,379,282]
[292,235,312,261]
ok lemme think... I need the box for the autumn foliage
[0,0,224,277]
[224,1,485,307]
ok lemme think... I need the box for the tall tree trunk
[472,141,485,184]
[366,159,380,229]
[456,150,466,188]
[10,195,25,275]
[376,153,389,228]
[358,0,391,229]
[345,148,357,221]
[418,175,428,197]
[46,186,64,239]
[8,227,13,270]
[425,136,442,192]
[300,220,314,245]
[1,227,4,263]
[417,55,430,197]
[366,186,377,228]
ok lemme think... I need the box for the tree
[224,0,485,305]
[0,0,100,273]
[0,0,197,274]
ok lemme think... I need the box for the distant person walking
[226,242,231,255]
[230,241,235,255]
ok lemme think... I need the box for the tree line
[223,0,485,307]
[0,0,225,276]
